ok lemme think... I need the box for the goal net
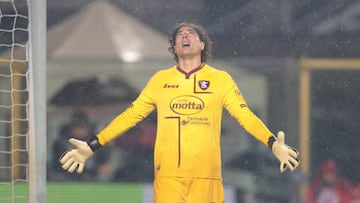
[0,0,46,202]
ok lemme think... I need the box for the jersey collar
[177,63,205,79]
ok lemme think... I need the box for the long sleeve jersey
[96,64,273,179]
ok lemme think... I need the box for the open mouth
[182,42,190,47]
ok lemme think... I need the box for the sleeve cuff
[267,135,277,150]
[87,136,103,152]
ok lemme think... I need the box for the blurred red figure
[351,184,360,203]
[307,159,353,203]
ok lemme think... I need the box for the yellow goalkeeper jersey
[97,64,273,179]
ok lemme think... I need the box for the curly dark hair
[168,22,212,63]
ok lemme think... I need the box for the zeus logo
[170,95,204,115]
[163,84,179,88]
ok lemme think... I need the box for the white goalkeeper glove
[59,136,102,174]
[270,131,300,173]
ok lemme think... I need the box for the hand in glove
[59,138,97,174]
[271,131,300,173]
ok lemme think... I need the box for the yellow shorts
[154,176,224,203]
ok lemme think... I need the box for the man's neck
[177,58,202,73]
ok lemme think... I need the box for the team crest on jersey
[198,80,210,90]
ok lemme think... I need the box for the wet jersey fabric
[97,64,273,179]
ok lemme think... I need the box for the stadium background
[1,0,360,202]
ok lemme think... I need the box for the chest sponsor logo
[170,95,204,115]
[198,80,210,90]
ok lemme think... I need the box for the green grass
[1,182,144,203]
[0,182,28,203]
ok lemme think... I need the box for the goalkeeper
[60,22,300,202]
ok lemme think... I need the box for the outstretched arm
[59,91,156,174]
[223,73,300,172]
[228,103,300,173]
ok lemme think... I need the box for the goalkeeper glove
[269,131,300,173]
[59,136,102,174]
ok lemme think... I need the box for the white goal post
[28,0,46,202]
